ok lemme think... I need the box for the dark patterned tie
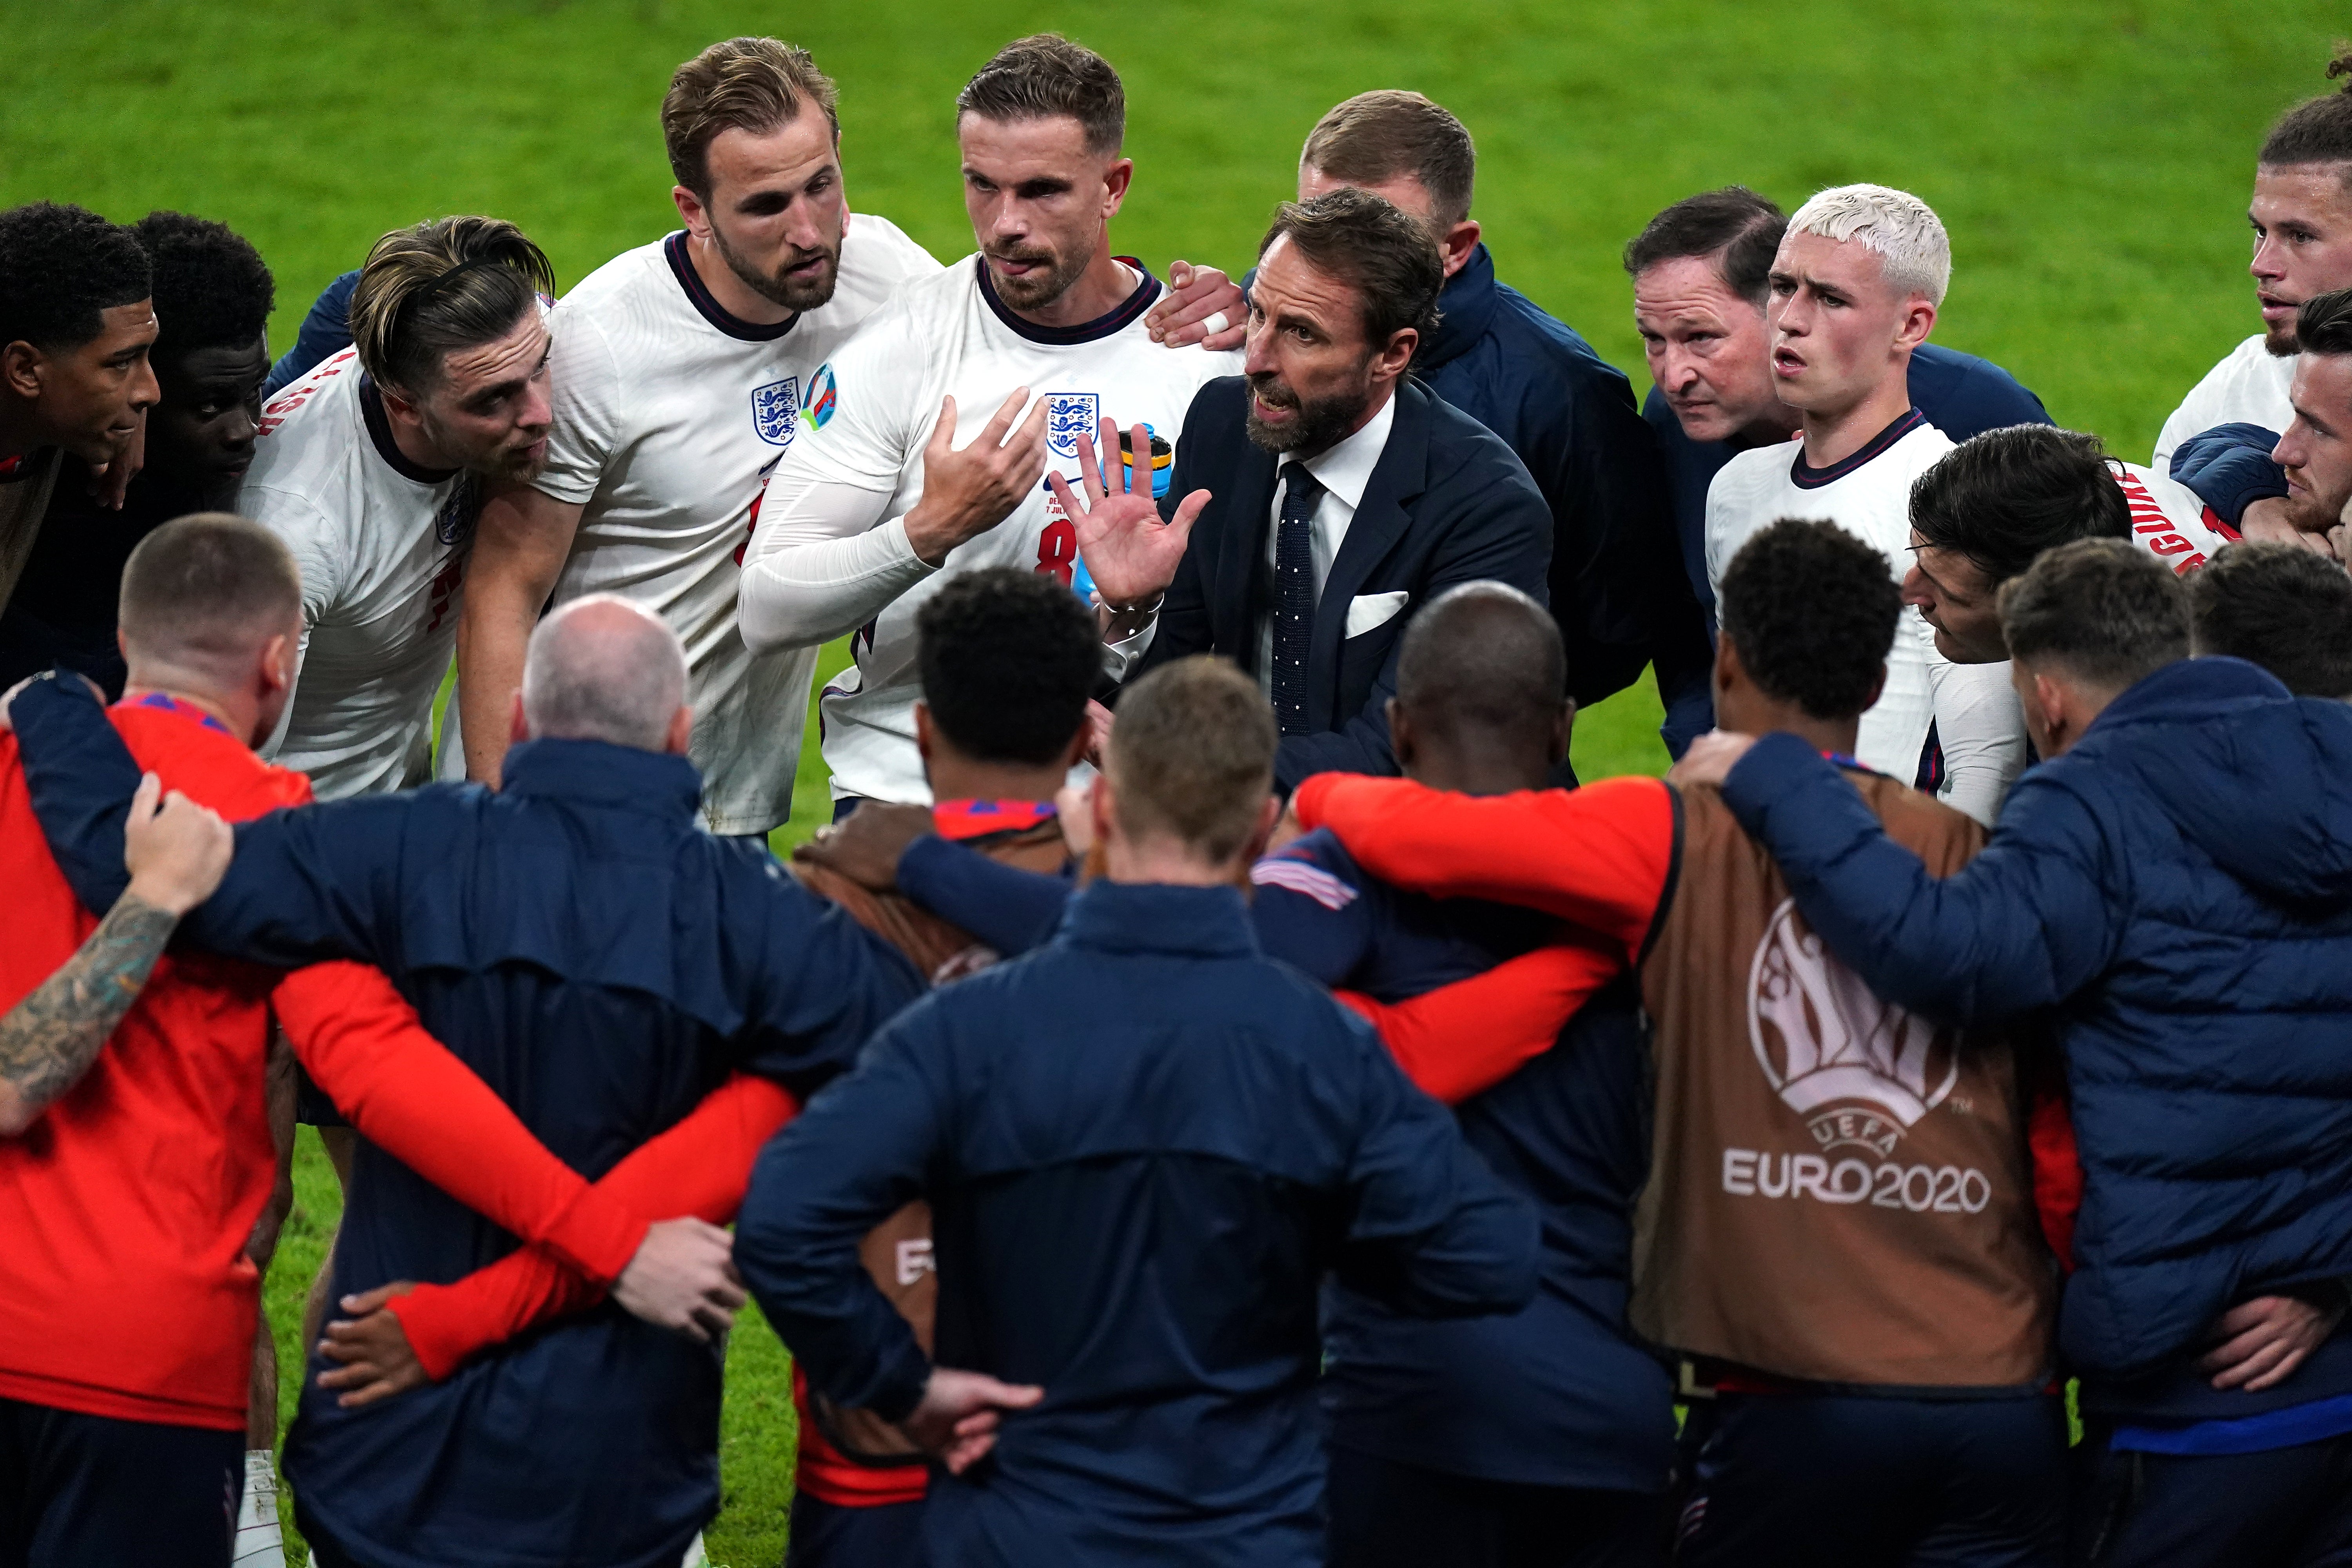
[1271,461,1323,736]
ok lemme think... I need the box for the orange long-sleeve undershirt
[274,962,646,1285]
[385,1073,799,1379]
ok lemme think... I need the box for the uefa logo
[1044,392,1100,460]
[1747,898,1959,1157]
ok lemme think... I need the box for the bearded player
[737,34,1242,813]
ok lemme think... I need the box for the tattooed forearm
[0,893,180,1133]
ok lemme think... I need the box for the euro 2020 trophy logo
[1747,899,1959,1158]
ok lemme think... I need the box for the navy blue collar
[664,231,799,343]
[499,736,705,818]
[358,375,459,485]
[1417,244,1497,372]
[1058,880,1260,957]
[976,254,1161,345]
[2088,655,2293,737]
[1789,407,1927,490]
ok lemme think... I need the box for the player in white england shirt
[247,217,556,801]
[1900,425,2233,809]
[2153,57,2352,554]
[740,35,1241,809]
[1703,184,2027,819]
[452,38,940,839]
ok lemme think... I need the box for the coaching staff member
[1071,188,1550,793]
[6,593,922,1568]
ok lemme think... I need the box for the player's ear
[508,692,531,747]
[914,701,934,763]
[1895,294,1938,352]
[1102,157,1134,216]
[0,339,45,401]
[663,704,693,757]
[1386,698,1416,769]
[1861,662,1888,714]
[671,183,708,235]
[1550,699,1575,767]
[1241,793,1283,866]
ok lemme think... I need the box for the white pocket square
[1345,590,1410,638]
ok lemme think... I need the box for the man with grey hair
[3,590,924,1568]
[1701,183,2016,824]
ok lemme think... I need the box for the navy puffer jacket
[1722,658,2352,1416]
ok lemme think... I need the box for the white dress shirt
[1256,392,1397,696]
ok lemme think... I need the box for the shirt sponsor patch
[752,376,800,446]
[805,363,838,430]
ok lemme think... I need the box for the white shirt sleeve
[533,306,624,507]
[2151,342,2250,474]
[1929,656,2027,827]
[737,304,933,653]
[242,486,338,759]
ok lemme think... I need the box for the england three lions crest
[1044,393,1099,460]
[751,377,800,446]
[1747,898,1960,1157]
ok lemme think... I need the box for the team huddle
[3,25,2352,1568]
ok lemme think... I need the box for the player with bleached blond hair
[1701,182,2019,824]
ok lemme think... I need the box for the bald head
[1390,582,1570,792]
[519,595,690,753]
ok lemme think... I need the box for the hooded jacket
[1720,658,2352,1421]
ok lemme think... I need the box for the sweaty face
[26,300,162,466]
[1766,232,1924,418]
[1242,235,1384,455]
[1634,255,1784,445]
[414,310,554,481]
[2273,352,2352,531]
[1904,528,2006,664]
[960,113,1122,314]
[2249,164,2352,356]
[146,332,269,498]
[699,109,849,313]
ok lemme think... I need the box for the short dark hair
[915,567,1100,765]
[2298,287,2352,358]
[0,202,152,353]
[1299,91,1477,229]
[347,216,555,395]
[1622,187,1788,309]
[119,512,302,671]
[132,212,274,362]
[1395,582,1566,750]
[2260,48,2352,169]
[2189,543,2352,697]
[1910,425,2133,586]
[1718,519,1903,720]
[1259,187,1445,348]
[1998,538,2189,691]
[662,37,840,198]
[956,34,1124,156]
[1108,656,1274,862]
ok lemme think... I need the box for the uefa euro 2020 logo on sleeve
[1747,898,1958,1158]
[1044,392,1099,460]
[751,377,800,447]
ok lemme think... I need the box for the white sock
[232,1449,286,1568]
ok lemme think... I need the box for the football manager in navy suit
[1064,186,1551,793]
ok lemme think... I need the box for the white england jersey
[744,256,1241,806]
[247,349,472,800]
[2152,333,2296,474]
[1706,410,1958,790]
[532,215,941,835]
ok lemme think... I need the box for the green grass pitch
[9,0,2346,1558]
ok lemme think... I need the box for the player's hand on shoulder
[613,1216,746,1343]
[904,388,1049,566]
[793,801,934,891]
[2200,1288,2350,1392]
[317,1281,426,1409]
[902,1365,1045,1475]
[1665,730,1758,791]
[1056,778,1098,860]
[1051,417,1211,610]
[1146,261,1246,351]
[123,771,234,918]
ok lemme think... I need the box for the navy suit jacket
[1135,375,1551,790]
